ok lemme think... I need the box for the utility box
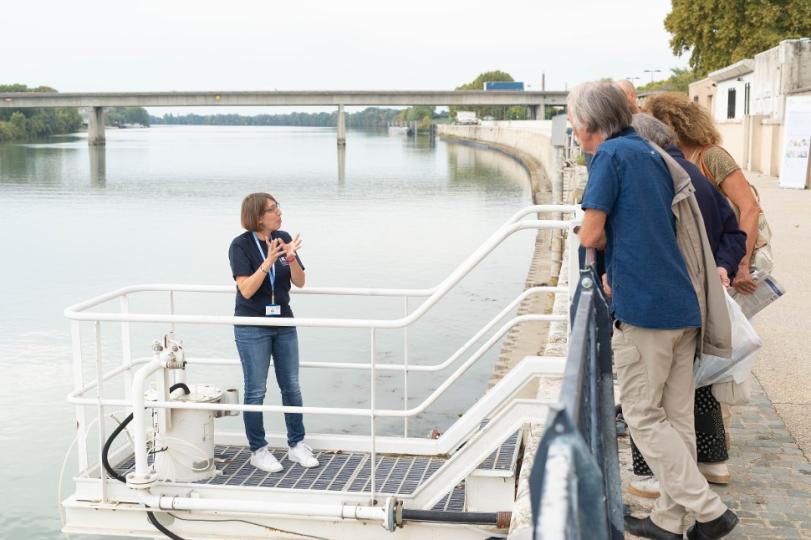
[551,114,568,147]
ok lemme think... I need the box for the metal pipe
[137,492,394,529]
[70,320,89,472]
[369,328,377,505]
[130,352,166,481]
[402,509,511,528]
[95,321,108,502]
[402,296,408,437]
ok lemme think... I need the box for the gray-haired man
[571,82,738,539]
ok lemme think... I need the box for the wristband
[259,265,269,274]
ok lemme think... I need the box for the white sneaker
[628,475,660,499]
[288,442,319,468]
[250,446,283,473]
[699,461,731,484]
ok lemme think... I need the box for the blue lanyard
[251,232,276,301]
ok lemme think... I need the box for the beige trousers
[613,323,727,533]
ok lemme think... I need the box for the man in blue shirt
[571,82,737,540]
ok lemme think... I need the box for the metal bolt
[152,340,163,352]
[581,277,594,289]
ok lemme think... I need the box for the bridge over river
[0,90,567,145]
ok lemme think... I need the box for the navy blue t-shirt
[581,128,701,329]
[228,230,304,318]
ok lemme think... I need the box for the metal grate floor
[112,429,520,511]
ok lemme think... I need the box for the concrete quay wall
[438,121,555,201]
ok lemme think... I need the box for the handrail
[64,204,578,322]
[67,204,581,510]
[68,313,554,418]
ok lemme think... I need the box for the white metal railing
[65,204,581,507]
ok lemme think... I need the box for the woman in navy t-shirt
[228,192,319,473]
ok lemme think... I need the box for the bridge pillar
[88,106,106,146]
[337,104,346,146]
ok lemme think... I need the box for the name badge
[265,304,281,317]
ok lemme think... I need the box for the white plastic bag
[693,290,762,388]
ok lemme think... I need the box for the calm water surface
[0,125,535,539]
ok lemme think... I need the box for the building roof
[708,59,754,82]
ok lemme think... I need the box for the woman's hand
[263,237,285,270]
[717,267,730,287]
[732,264,757,294]
[281,234,302,263]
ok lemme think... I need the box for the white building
[689,38,811,182]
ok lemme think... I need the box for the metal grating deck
[111,429,520,510]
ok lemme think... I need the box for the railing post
[95,321,108,502]
[120,295,132,399]
[70,320,89,472]
[169,290,176,333]
[369,327,377,506]
[403,296,409,438]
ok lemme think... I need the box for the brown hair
[641,92,720,148]
[240,192,277,231]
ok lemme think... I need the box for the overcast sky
[3,0,686,112]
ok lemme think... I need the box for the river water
[0,125,535,539]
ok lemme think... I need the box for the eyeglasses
[264,204,281,214]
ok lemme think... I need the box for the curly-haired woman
[643,92,764,295]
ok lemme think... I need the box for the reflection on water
[0,125,534,540]
[89,145,106,187]
[337,144,346,185]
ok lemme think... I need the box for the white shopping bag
[693,290,762,388]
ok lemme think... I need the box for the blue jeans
[234,325,305,451]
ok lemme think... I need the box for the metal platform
[111,429,520,511]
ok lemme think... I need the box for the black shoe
[686,510,739,539]
[624,515,682,539]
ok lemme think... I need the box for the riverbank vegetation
[0,84,82,142]
[150,107,440,129]
[106,107,150,127]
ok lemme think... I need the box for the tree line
[151,107,427,129]
[0,84,83,143]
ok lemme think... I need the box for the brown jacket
[652,144,732,358]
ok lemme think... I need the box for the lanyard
[251,232,276,302]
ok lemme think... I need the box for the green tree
[452,70,519,121]
[0,84,82,141]
[636,67,698,93]
[665,0,811,75]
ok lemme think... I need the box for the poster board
[779,94,811,189]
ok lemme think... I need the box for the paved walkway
[623,172,811,539]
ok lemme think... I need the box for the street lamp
[643,69,662,83]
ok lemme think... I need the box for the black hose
[147,510,187,540]
[101,410,188,539]
[102,413,134,483]
[169,383,191,395]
